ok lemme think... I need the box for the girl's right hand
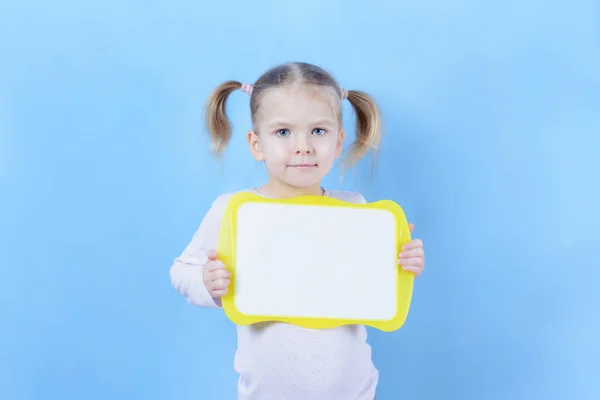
[202,250,231,298]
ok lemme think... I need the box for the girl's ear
[335,128,345,158]
[247,130,264,162]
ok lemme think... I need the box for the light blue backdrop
[1,1,598,399]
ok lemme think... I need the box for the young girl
[170,62,425,400]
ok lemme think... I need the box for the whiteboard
[233,202,399,321]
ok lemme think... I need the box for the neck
[259,179,324,199]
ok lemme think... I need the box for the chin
[285,179,319,189]
[281,174,323,189]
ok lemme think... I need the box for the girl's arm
[169,194,232,309]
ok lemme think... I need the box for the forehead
[256,85,339,124]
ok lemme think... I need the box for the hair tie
[341,88,348,100]
[240,83,254,96]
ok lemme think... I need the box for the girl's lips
[288,163,317,168]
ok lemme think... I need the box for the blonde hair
[204,62,381,171]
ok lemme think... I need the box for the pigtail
[205,80,244,159]
[342,90,382,172]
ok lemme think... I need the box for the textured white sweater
[169,189,379,400]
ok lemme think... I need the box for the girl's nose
[294,133,313,155]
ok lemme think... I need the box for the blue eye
[276,129,290,137]
[312,128,326,136]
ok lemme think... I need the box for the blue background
[1,1,599,399]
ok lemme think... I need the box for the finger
[409,223,415,233]
[397,257,424,268]
[211,278,230,290]
[402,239,423,251]
[213,269,230,280]
[206,277,228,291]
[211,288,228,298]
[206,249,218,261]
[205,260,225,272]
[399,247,424,259]
[401,265,423,277]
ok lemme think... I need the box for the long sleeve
[169,193,233,309]
[354,192,367,204]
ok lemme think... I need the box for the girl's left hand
[398,223,425,277]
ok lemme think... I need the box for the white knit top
[169,189,378,400]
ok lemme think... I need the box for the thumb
[206,249,218,261]
[409,223,415,233]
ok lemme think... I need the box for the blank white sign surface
[234,202,398,321]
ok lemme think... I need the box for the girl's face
[247,85,345,197]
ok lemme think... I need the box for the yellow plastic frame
[218,191,414,332]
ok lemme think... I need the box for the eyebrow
[265,119,335,129]
[265,120,290,129]
[311,119,335,127]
